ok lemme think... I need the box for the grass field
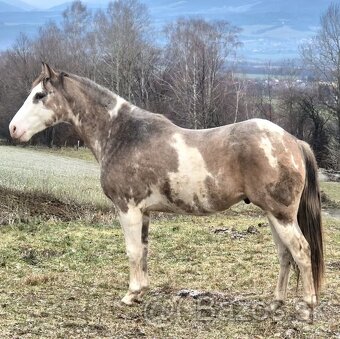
[0,145,106,208]
[0,145,339,338]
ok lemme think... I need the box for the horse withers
[9,64,323,320]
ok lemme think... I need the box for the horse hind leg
[119,207,149,305]
[267,213,316,319]
[268,220,292,311]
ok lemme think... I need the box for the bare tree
[162,18,241,129]
[300,2,340,144]
[33,22,66,69]
[94,0,156,106]
[297,86,333,167]
[276,60,302,134]
[62,1,92,75]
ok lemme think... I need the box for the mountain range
[0,0,335,62]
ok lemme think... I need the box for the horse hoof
[121,297,133,305]
[268,300,284,312]
[296,302,313,323]
[121,293,137,305]
[121,289,147,305]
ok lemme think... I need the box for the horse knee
[126,249,141,262]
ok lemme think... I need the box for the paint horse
[9,64,323,319]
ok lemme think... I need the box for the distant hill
[2,0,36,11]
[47,2,74,11]
[0,0,336,61]
[0,1,24,12]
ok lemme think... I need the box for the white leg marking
[269,219,292,303]
[267,213,316,307]
[119,206,149,305]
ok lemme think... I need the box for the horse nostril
[10,124,18,137]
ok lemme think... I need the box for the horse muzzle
[9,120,28,142]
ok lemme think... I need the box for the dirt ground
[0,187,339,338]
[0,187,112,226]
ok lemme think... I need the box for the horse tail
[297,140,324,300]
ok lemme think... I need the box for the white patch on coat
[93,139,101,158]
[255,118,285,136]
[259,136,278,168]
[72,114,82,127]
[9,82,55,142]
[291,154,299,170]
[140,185,169,211]
[168,133,213,210]
[108,96,127,118]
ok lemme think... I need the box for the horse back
[100,116,305,216]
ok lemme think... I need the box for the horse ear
[41,62,57,80]
[60,71,69,78]
[58,71,69,87]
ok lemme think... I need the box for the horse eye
[34,92,46,101]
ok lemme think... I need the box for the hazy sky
[23,0,67,8]
[23,0,110,9]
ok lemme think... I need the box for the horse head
[9,63,70,142]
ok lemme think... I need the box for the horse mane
[65,73,119,108]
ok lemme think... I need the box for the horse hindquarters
[267,141,323,318]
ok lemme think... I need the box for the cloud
[149,1,187,14]
[194,1,262,15]
[149,0,262,17]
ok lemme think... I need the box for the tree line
[0,0,339,169]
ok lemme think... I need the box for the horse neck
[64,76,131,163]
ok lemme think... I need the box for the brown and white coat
[9,64,323,318]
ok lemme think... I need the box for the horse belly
[148,173,238,215]
[144,132,242,215]
[170,177,213,215]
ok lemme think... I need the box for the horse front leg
[119,207,149,305]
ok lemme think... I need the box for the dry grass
[321,182,340,204]
[0,146,339,338]
[0,214,338,338]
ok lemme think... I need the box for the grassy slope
[0,145,107,208]
[0,146,339,338]
[26,145,96,162]
[0,215,339,338]
[321,182,340,202]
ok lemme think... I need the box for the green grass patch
[0,214,339,337]
[320,182,340,203]
[9,145,96,161]
[0,146,339,337]
[29,145,96,161]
